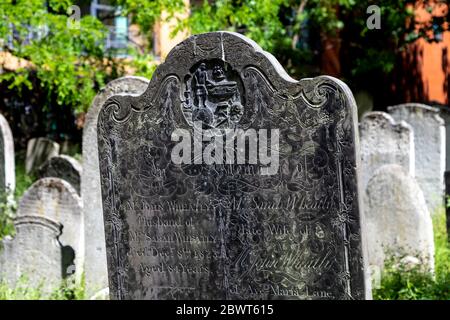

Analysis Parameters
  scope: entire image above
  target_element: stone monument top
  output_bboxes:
[98,32,369,300]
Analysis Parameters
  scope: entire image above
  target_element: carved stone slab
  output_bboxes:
[0,215,63,293]
[38,155,82,194]
[25,137,60,175]
[98,32,369,300]
[364,164,435,272]
[82,76,150,298]
[0,113,15,195]
[16,178,83,281]
[359,112,415,190]
[388,103,445,214]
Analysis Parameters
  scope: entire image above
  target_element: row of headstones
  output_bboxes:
[0,127,84,292]
[360,105,445,275]
[0,77,149,297]
[0,79,447,297]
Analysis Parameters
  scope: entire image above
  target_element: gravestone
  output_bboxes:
[0,215,64,293]
[388,103,445,214]
[26,137,60,175]
[38,155,82,195]
[15,178,84,281]
[98,32,370,300]
[359,112,414,190]
[0,113,15,195]
[82,76,150,298]
[364,164,435,272]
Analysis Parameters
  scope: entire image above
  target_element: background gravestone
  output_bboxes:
[364,164,435,272]
[25,137,60,175]
[0,113,15,195]
[38,155,82,195]
[98,32,370,300]
[16,178,83,281]
[0,215,63,293]
[388,103,445,215]
[82,76,150,298]
[359,112,414,190]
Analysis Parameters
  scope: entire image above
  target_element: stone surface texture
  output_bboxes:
[364,164,435,272]
[38,155,82,194]
[25,138,60,175]
[82,76,149,298]
[0,113,15,194]
[359,112,414,190]
[98,32,369,300]
[15,178,84,281]
[388,103,445,214]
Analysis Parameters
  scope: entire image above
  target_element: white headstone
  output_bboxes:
[388,103,446,214]
[82,76,149,298]
[25,137,60,175]
[359,112,415,190]
[0,215,63,293]
[0,113,15,195]
[15,178,83,281]
[365,164,435,273]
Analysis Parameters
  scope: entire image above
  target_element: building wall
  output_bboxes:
[153,0,190,60]
[413,1,449,105]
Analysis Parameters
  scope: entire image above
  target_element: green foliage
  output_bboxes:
[0,189,15,240]
[114,0,186,36]
[157,0,447,80]
[0,276,85,300]
[0,152,34,240]
[0,0,159,114]
[0,0,110,113]
[13,152,34,202]
[373,210,450,300]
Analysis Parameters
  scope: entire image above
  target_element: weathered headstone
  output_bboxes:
[82,76,150,298]
[359,112,415,190]
[26,137,60,175]
[0,113,15,195]
[364,164,435,272]
[98,32,370,300]
[14,178,84,281]
[388,103,445,214]
[0,215,63,293]
[38,155,82,195]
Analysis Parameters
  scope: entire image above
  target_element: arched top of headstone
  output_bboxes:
[84,76,150,132]
[387,103,444,125]
[99,31,358,128]
[38,155,82,194]
[14,215,62,235]
[17,177,81,220]
[0,113,15,192]
[360,111,412,134]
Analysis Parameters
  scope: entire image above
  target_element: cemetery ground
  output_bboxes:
[0,155,448,300]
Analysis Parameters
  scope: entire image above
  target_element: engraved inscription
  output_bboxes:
[98,32,367,300]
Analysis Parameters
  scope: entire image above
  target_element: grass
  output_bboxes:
[0,276,85,300]
[373,210,450,300]
[0,152,34,240]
